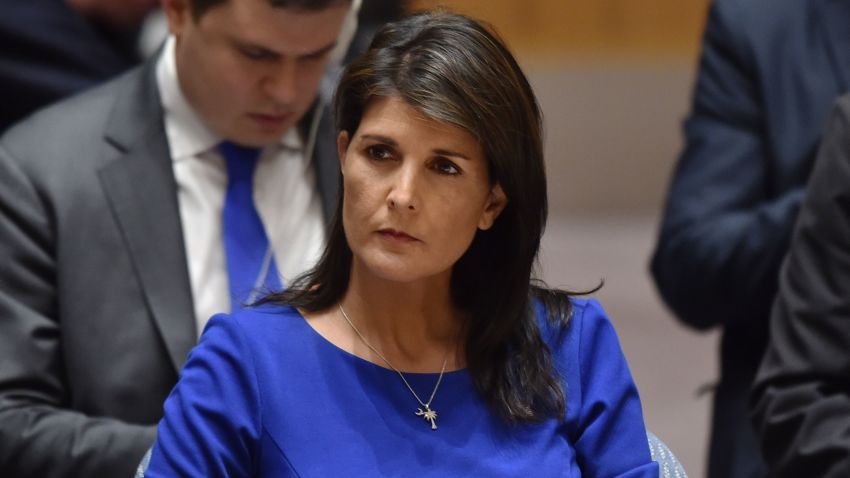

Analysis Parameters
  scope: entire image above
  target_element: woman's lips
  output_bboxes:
[377,228,419,242]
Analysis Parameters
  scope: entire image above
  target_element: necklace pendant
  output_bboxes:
[415,405,438,430]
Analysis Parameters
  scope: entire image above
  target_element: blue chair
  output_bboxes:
[648,431,688,477]
[135,448,151,478]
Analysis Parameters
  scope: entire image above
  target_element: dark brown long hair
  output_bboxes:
[263,10,584,422]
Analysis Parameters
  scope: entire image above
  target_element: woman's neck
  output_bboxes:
[338,262,465,372]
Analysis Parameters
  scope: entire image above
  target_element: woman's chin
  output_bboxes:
[354,254,446,286]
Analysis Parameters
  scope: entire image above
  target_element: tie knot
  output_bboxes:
[220,141,262,183]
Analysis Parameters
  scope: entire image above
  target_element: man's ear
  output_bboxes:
[337,131,350,172]
[161,0,191,36]
[478,184,508,230]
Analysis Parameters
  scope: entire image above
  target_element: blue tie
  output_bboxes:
[220,141,281,311]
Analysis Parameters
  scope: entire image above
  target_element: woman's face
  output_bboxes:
[338,96,506,285]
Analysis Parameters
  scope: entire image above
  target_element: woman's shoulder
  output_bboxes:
[532,292,629,373]
[200,302,305,346]
[187,304,313,384]
[532,292,612,342]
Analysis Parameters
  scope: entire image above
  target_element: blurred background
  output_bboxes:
[409,1,718,476]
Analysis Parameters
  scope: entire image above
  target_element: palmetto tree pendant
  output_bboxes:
[415,405,438,430]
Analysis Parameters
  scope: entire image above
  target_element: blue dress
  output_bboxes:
[146,298,658,477]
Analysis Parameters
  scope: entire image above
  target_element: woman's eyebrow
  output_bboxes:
[432,148,470,160]
[359,134,397,146]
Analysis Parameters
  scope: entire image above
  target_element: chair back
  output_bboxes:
[134,448,151,478]
[648,431,688,477]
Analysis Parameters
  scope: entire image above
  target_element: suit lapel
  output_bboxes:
[819,0,850,90]
[98,63,196,372]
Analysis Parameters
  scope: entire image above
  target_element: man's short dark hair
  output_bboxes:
[190,0,350,19]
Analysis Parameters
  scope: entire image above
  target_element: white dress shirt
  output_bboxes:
[156,37,327,336]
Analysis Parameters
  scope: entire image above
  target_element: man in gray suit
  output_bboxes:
[0,0,356,476]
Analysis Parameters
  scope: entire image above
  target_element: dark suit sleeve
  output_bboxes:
[650,0,804,331]
[0,144,156,478]
[0,1,136,133]
[750,96,850,478]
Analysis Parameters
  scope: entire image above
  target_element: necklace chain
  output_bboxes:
[338,304,447,411]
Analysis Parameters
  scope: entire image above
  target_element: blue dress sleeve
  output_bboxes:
[145,314,261,478]
[567,299,658,477]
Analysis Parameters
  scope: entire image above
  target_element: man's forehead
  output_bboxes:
[202,0,350,50]
[204,0,351,14]
[235,33,339,59]
[261,15,345,46]
[278,0,351,11]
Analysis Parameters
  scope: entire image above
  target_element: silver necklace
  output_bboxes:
[338,304,447,430]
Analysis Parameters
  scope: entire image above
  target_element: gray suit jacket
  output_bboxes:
[0,60,340,478]
[751,93,850,478]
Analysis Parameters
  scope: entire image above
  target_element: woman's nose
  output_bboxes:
[386,166,419,211]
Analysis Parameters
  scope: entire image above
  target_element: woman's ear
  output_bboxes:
[336,131,350,172]
[478,184,508,230]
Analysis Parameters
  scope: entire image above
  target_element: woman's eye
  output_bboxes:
[434,160,460,175]
[366,145,392,160]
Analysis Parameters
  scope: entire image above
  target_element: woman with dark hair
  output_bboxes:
[144,11,658,477]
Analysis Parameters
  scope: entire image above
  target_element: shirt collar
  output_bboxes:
[155,36,302,162]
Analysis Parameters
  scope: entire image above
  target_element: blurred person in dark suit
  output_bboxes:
[751,92,850,477]
[0,0,361,476]
[650,0,850,477]
[0,0,160,133]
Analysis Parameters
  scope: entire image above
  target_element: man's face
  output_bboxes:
[163,0,350,146]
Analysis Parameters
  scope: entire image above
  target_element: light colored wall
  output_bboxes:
[411,0,708,59]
